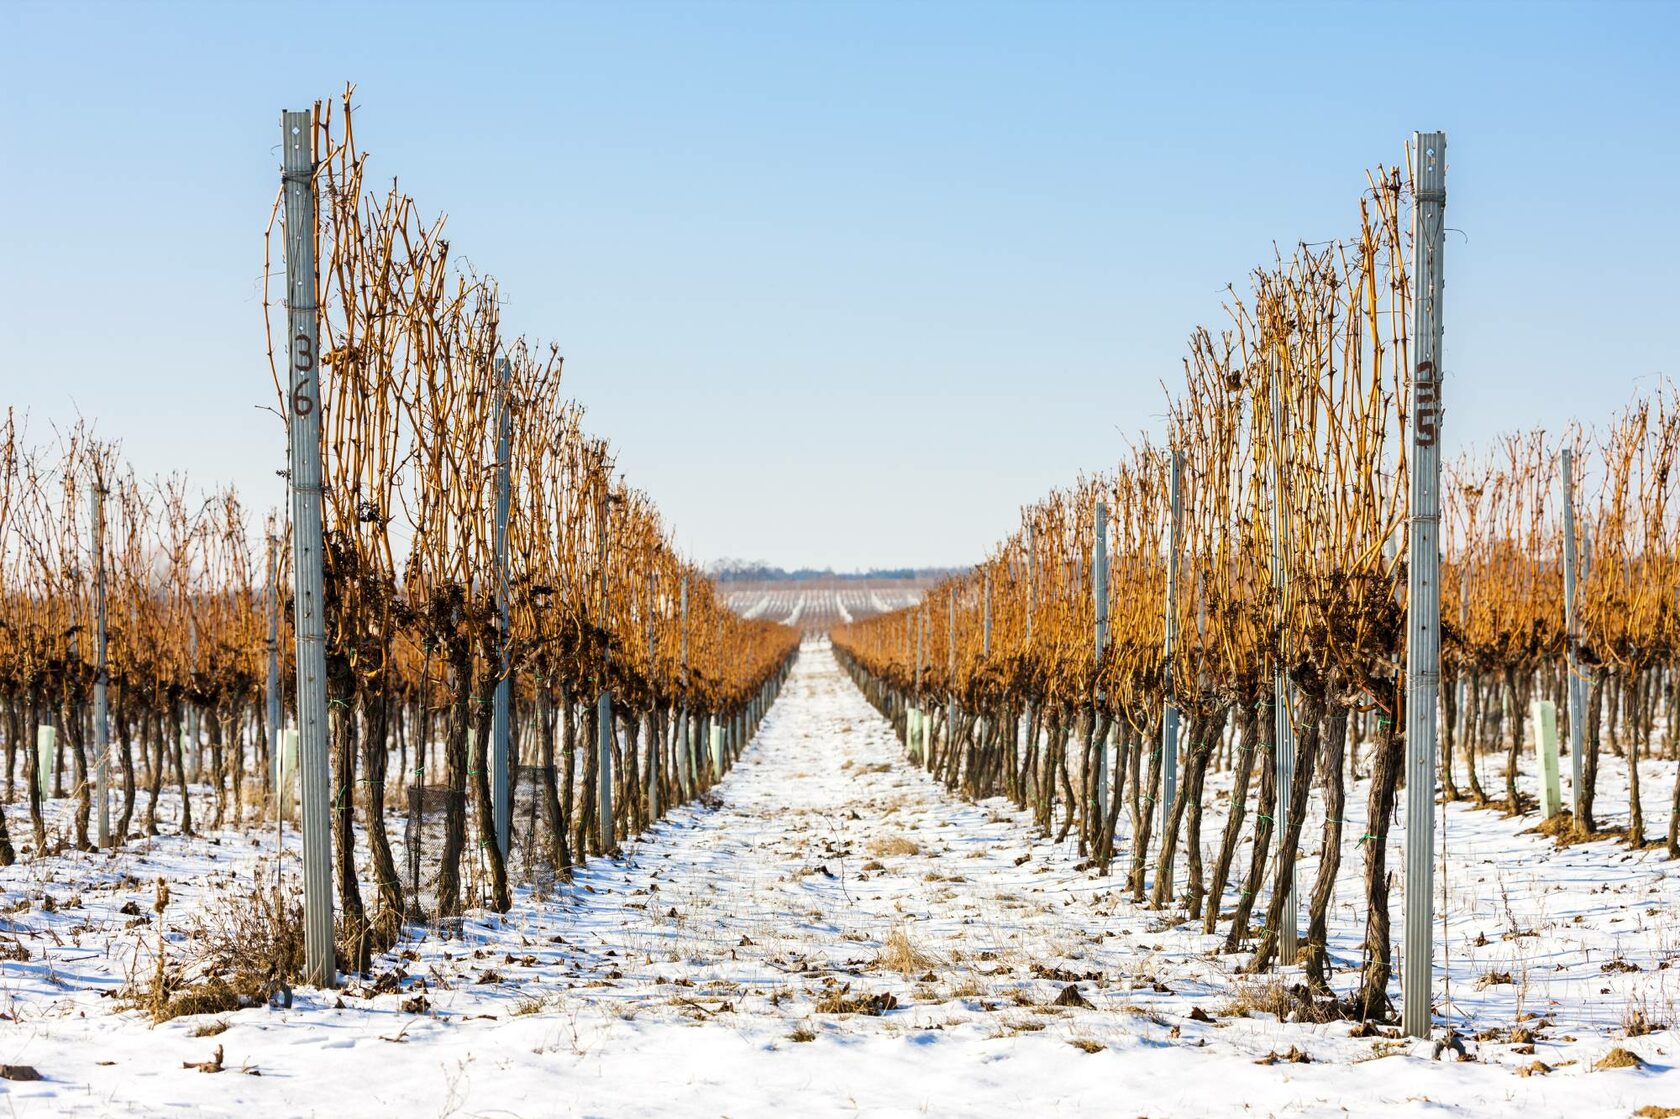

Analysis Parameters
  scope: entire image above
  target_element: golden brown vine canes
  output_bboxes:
[0,411,16,859]
[642,565,663,821]
[587,448,615,855]
[462,321,514,912]
[1262,263,1313,869]
[201,487,261,832]
[395,274,481,919]
[0,512,16,856]
[1150,452,1184,906]
[1281,188,1408,991]
[38,433,89,851]
[554,435,586,855]
[1253,321,1313,972]
[1208,288,1287,948]
[112,472,153,841]
[1649,394,1680,856]
[1090,484,1126,870]
[12,442,63,848]
[1490,433,1558,817]
[676,571,691,802]
[270,92,373,935]
[487,352,515,863]
[1106,458,1162,880]
[260,515,286,820]
[1204,422,1272,935]
[110,475,148,839]
[319,94,456,937]
[1446,457,1501,803]
[511,375,575,877]
[1458,465,1505,793]
[1160,329,1253,923]
[44,430,93,844]
[1037,499,1073,836]
[1180,323,1263,930]
[157,480,199,837]
[1245,242,1319,972]
[1584,396,1676,847]
[88,443,110,846]
[833,157,1438,1001]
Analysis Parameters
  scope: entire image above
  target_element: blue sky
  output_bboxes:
[2,0,1674,570]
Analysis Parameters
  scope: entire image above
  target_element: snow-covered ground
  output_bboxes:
[2,639,1678,1116]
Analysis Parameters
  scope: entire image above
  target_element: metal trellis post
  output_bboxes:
[946,596,956,775]
[1094,499,1109,816]
[647,572,660,818]
[92,483,110,848]
[1268,355,1299,960]
[491,355,512,857]
[1161,452,1182,836]
[1402,129,1447,1040]
[282,107,335,988]
[596,483,613,850]
[1561,448,1586,821]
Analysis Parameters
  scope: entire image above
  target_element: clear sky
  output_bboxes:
[2,1,1675,571]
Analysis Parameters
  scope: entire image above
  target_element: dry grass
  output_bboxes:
[134,876,305,1023]
[1624,1002,1669,1037]
[1219,976,1290,1020]
[1254,1045,1312,1066]
[868,835,921,857]
[1530,812,1623,847]
[876,925,938,976]
[1217,976,1346,1025]
[813,989,898,1016]
[986,1016,1046,1038]
[1596,1047,1645,1070]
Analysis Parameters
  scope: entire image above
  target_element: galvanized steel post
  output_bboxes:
[679,574,691,797]
[596,479,613,849]
[1268,356,1298,959]
[1402,130,1447,1040]
[91,483,110,848]
[946,596,956,774]
[281,108,335,988]
[490,355,512,857]
[647,572,660,818]
[597,692,614,850]
[914,611,925,765]
[1093,499,1109,815]
[1161,453,1182,837]
[1094,501,1109,662]
[1561,448,1586,820]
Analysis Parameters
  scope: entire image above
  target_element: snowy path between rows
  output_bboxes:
[3,639,1678,1116]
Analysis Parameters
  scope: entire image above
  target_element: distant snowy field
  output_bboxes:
[2,640,1678,1117]
[724,582,924,628]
